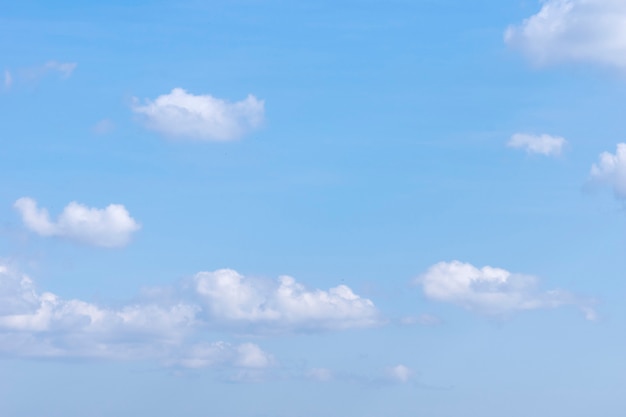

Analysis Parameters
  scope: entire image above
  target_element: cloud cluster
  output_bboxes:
[0,264,378,368]
[0,264,199,361]
[14,197,141,248]
[589,143,626,199]
[507,133,567,156]
[193,269,381,332]
[416,261,594,318]
[132,88,264,141]
[505,0,626,70]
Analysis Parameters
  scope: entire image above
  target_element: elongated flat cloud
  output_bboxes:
[168,342,274,370]
[132,88,264,141]
[14,197,141,248]
[589,143,626,199]
[307,368,334,382]
[193,269,381,331]
[507,133,567,156]
[416,261,594,318]
[505,0,626,70]
[42,61,77,78]
[4,61,77,89]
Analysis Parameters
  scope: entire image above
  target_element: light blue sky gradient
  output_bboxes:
[1,1,626,416]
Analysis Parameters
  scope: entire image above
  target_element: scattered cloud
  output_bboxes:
[92,119,115,135]
[0,263,274,375]
[14,197,141,248]
[415,261,595,318]
[589,143,626,199]
[0,263,198,360]
[386,364,414,383]
[507,133,567,156]
[0,263,380,369]
[505,0,626,70]
[132,88,265,141]
[193,269,381,332]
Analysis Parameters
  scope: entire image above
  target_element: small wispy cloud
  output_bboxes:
[386,364,414,383]
[4,70,12,89]
[42,60,77,78]
[306,368,334,382]
[400,314,442,326]
[4,60,77,88]
[132,88,265,141]
[14,197,141,248]
[92,119,115,135]
[507,133,567,156]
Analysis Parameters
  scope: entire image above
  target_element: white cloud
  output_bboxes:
[416,261,594,318]
[505,0,626,70]
[507,133,567,156]
[0,263,379,369]
[0,264,273,372]
[589,143,626,199]
[0,264,197,359]
[193,269,381,332]
[387,365,414,383]
[132,88,264,141]
[14,197,141,248]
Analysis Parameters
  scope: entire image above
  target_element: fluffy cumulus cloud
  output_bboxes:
[0,264,379,370]
[589,143,626,199]
[193,269,381,332]
[132,88,264,141]
[14,197,141,248]
[416,261,594,318]
[0,264,197,360]
[0,264,272,372]
[507,133,567,156]
[505,0,626,69]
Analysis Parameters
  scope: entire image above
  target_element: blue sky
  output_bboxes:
[1,1,626,416]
